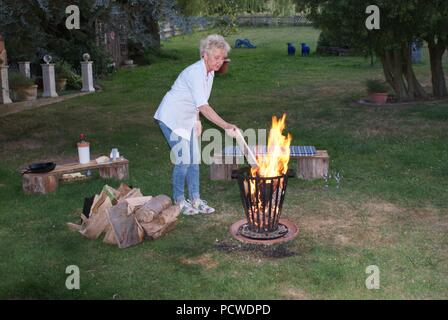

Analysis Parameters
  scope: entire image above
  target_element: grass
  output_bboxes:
[0,26,447,299]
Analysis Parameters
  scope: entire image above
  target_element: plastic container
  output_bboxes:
[77,134,90,164]
[110,148,120,161]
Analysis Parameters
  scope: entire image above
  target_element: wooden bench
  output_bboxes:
[22,158,129,194]
[210,148,329,181]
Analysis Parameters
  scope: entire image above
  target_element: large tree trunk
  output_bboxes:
[146,16,161,49]
[380,49,409,101]
[378,42,428,101]
[402,42,428,100]
[427,39,448,97]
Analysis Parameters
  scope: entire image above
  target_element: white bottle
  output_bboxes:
[77,134,90,164]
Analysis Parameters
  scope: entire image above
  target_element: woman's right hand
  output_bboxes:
[225,124,239,138]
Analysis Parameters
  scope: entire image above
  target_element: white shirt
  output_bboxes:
[154,59,214,141]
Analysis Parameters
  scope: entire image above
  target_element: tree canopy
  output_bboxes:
[296,0,448,100]
[0,0,175,75]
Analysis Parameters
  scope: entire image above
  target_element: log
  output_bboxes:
[22,174,58,194]
[116,183,132,198]
[151,221,177,240]
[141,220,177,240]
[22,158,130,194]
[140,205,179,239]
[135,195,171,216]
[103,224,118,245]
[296,150,329,180]
[80,196,112,239]
[107,202,144,249]
[124,196,153,215]
[135,209,156,224]
[210,149,330,181]
[154,205,181,225]
[119,188,143,201]
[99,163,129,180]
[66,222,82,232]
[210,154,239,181]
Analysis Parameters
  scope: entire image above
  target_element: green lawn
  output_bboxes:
[0,26,447,299]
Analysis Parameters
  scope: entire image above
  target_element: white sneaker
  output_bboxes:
[191,199,215,214]
[177,199,199,216]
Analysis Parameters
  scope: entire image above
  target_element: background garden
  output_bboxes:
[1,25,447,299]
[0,0,447,300]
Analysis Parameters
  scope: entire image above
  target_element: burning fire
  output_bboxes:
[244,114,292,231]
[251,113,292,177]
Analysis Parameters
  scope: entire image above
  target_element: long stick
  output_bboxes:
[235,129,259,168]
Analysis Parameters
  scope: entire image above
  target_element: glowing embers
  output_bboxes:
[236,168,289,239]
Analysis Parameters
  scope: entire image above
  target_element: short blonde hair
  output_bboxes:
[199,34,231,57]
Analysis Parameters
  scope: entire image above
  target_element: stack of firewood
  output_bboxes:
[67,184,180,248]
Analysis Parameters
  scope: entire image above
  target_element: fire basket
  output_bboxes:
[232,167,295,241]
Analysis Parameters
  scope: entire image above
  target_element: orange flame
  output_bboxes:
[245,114,292,230]
[251,113,292,177]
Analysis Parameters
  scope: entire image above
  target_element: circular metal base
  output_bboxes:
[239,223,289,240]
[229,219,299,245]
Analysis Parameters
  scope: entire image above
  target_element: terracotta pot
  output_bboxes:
[368,92,388,104]
[56,78,67,92]
[217,61,229,74]
[11,85,38,102]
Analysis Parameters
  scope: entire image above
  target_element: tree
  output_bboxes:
[0,0,111,75]
[204,0,241,36]
[418,0,448,97]
[116,0,178,51]
[0,0,175,74]
[296,0,442,101]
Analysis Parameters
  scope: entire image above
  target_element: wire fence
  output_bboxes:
[159,15,311,40]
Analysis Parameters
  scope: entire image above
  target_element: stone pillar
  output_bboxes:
[81,61,95,92]
[18,61,31,78]
[41,63,58,98]
[0,65,12,104]
[0,34,7,68]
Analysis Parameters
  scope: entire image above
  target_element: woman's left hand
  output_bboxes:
[195,120,202,137]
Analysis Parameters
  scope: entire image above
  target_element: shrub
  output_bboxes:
[365,79,389,94]
[66,72,82,90]
[55,61,74,79]
[139,47,179,65]
[9,71,35,88]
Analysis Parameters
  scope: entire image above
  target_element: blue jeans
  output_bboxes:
[157,120,200,203]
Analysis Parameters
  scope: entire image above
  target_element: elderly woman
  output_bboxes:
[154,34,238,215]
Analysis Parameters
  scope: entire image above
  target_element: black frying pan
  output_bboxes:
[22,162,56,174]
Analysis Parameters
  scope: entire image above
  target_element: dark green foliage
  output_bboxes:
[55,61,74,80]
[296,0,448,100]
[8,71,35,87]
[365,79,389,93]
[66,72,82,90]
[137,47,179,65]
[0,0,111,77]
[0,27,447,299]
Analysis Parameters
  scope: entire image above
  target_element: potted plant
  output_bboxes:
[66,72,82,90]
[365,79,389,104]
[9,71,38,102]
[55,61,73,92]
[217,58,231,74]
